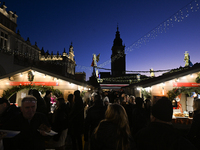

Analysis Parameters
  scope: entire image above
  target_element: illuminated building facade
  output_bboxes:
[0,3,89,101]
[0,2,77,78]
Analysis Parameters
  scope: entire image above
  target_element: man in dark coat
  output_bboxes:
[135,97,197,150]
[69,90,84,150]
[84,94,107,142]
[3,95,50,150]
[131,97,147,136]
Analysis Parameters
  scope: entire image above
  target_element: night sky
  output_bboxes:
[4,0,200,80]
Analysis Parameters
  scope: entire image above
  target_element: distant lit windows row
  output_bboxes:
[0,31,8,49]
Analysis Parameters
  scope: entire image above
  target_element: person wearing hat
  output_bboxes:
[135,97,196,150]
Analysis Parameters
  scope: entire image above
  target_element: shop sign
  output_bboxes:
[173,82,200,87]
[9,82,59,86]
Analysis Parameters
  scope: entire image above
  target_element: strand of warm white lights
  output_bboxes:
[76,0,199,71]
[96,67,171,73]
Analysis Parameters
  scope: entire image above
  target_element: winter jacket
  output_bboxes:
[3,112,50,150]
[187,109,200,149]
[69,96,84,135]
[0,104,20,128]
[131,106,147,135]
[84,100,106,141]
[135,122,197,150]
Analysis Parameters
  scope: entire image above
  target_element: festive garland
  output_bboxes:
[167,87,200,101]
[141,89,152,99]
[2,84,63,99]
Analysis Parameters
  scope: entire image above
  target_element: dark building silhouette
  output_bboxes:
[111,26,126,77]
[98,26,149,91]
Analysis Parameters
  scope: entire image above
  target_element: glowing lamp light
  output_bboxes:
[144,87,151,92]
[20,73,23,77]
[190,74,193,77]
[43,75,46,78]
[193,93,197,98]
[182,76,186,79]
[70,83,74,87]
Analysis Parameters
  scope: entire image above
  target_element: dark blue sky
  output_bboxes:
[4,0,200,80]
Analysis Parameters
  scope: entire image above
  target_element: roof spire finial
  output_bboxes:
[117,23,119,31]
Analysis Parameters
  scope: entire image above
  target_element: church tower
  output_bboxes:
[111,26,126,76]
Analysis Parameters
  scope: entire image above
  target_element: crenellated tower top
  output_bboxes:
[0,2,18,24]
[0,2,18,32]
[39,43,75,62]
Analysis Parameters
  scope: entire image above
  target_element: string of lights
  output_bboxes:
[124,0,199,55]
[98,65,191,83]
[76,0,199,72]
[96,67,171,73]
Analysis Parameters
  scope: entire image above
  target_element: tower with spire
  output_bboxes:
[111,26,126,76]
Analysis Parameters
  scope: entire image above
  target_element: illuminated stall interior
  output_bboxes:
[0,67,89,106]
[128,63,200,113]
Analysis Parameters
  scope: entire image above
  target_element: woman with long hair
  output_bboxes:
[91,103,136,150]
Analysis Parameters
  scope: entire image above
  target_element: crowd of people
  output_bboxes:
[0,89,199,150]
